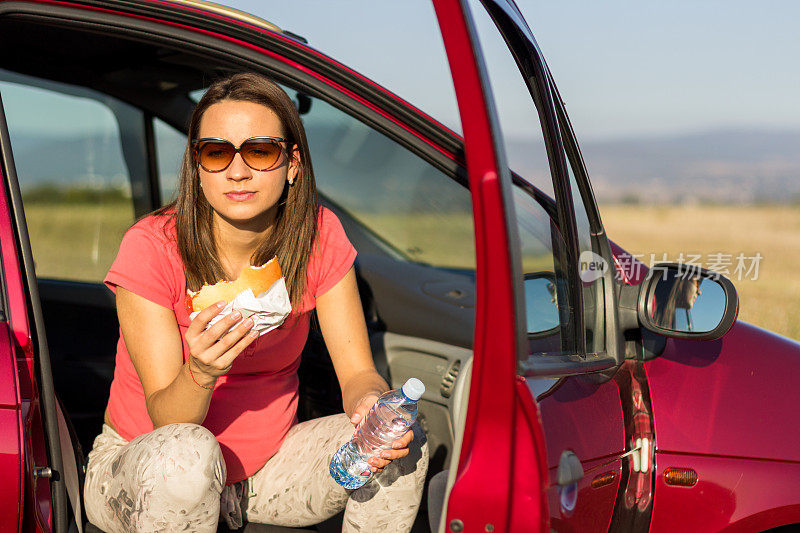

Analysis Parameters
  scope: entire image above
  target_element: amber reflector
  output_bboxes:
[664,468,698,487]
[591,471,616,489]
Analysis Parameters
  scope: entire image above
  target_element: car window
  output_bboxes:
[153,117,186,205]
[468,0,606,359]
[513,182,573,357]
[295,93,475,271]
[466,1,553,200]
[0,72,142,283]
[467,2,574,358]
[249,2,462,137]
[566,148,605,354]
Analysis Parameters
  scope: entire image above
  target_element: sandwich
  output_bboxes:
[185,256,282,314]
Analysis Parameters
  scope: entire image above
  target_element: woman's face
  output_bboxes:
[677,277,703,309]
[196,99,298,230]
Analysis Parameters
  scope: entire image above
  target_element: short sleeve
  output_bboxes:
[104,223,177,309]
[313,208,357,298]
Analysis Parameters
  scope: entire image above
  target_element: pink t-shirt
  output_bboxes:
[103,207,356,484]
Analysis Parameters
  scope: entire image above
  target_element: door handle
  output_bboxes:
[557,450,584,486]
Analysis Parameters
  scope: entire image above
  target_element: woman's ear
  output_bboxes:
[287,145,301,185]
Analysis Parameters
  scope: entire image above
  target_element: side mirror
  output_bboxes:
[622,263,738,340]
[524,272,560,335]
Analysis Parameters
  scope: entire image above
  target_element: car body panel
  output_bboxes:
[645,321,800,462]
[0,408,22,526]
[0,139,30,532]
[539,376,626,473]
[21,396,53,533]
[547,456,622,533]
[0,320,19,406]
[537,374,626,529]
[650,453,800,532]
[0,161,32,355]
[511,377,550,532]
[0,323,23,531]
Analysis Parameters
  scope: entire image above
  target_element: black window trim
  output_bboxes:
[550,76,626,369]
[477,0,584,358]
[143,112,160,209]
[477,0,624,374]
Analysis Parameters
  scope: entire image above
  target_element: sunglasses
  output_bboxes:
[192,136,289,172]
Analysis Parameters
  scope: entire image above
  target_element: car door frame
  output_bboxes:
[431,0,560,531]
[434,0,637,530]
[469,1,655,530]
[0,94,69,532]
[0,112,26,533]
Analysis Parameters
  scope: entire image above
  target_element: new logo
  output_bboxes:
[579,251,608,283]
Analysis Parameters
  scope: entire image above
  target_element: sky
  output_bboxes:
[223,0,800,141]
[3,0,799,143]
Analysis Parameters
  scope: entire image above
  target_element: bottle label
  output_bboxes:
[329,442,373,490]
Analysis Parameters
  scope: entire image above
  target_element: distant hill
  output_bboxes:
[9,132,133,190]
[9,127,800,206]
[507,129,800,204]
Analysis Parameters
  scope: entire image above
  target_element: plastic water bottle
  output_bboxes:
[329,378,425,489]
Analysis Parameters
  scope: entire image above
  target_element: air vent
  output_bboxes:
[440,359,461,398]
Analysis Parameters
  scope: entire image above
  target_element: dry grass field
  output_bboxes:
[599,204,800,341]
[23,200,798,342]
[25,202,134,283]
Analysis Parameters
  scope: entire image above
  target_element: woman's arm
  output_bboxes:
[316,267,413,472]
[116,287,256,427]
[315,267,386,417]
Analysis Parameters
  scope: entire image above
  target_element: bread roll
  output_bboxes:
[185,257,282,313]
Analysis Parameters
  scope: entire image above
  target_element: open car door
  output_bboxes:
[0,92,81,531]
[432,0,550,531]
[0,94,28,533]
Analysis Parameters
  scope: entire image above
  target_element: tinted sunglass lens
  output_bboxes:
[199,142,235,171]
[242,141,282,170]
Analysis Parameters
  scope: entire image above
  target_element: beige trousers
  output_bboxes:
[83,414,428,532]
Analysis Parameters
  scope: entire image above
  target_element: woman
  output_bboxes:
[651,272,703,330]
[83,72,428,532]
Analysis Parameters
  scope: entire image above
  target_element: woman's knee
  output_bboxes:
[84,423,225,531]
[132,423,225,500]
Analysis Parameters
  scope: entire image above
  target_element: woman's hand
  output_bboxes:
[350,394,415,474]
[184,301,258,387]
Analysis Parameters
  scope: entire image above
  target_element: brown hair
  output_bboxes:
[155,72,318,309]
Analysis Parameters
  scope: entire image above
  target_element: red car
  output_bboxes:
[0,1,797,532]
